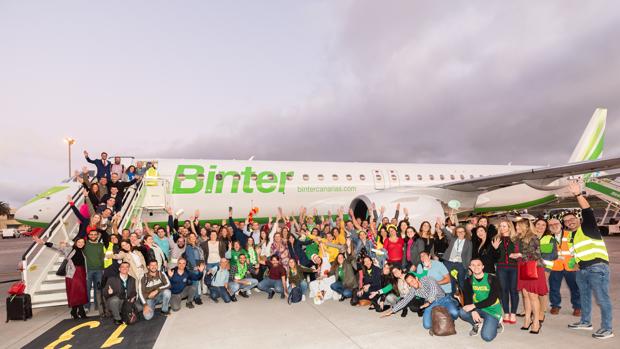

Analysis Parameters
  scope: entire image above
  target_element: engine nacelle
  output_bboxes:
[349,191,445,230]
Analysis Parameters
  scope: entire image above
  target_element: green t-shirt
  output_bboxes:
[472,273,503,320]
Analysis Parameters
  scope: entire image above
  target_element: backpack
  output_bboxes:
[120,300,138,325]
[429,306,456,336]
[288,287,302,304]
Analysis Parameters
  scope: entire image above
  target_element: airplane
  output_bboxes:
[15,108,619,231]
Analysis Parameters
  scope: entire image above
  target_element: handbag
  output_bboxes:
[56,259,68,277]
[519,260,538,280]
[8,281,26,296]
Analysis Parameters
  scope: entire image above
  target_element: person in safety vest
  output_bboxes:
[546,217,581,317]
[145,162,159,186]
[566,181,613,340]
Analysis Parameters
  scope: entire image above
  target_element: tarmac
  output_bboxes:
[2,237,619,349]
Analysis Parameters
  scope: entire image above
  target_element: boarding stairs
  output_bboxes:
[21,179,145,308]
[585,178,620,234]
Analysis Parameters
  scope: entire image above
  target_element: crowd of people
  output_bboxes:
[32,153,613,341]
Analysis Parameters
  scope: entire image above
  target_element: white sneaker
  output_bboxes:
[254,288,261,293]
[302,295,306,302]
[247,290,252,295]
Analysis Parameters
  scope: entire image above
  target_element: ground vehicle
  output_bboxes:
[1,228,20,239]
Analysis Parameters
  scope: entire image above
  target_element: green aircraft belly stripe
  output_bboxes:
[15,219,49,228]
[586,181,620,200]
[25,186,69,204]
[144,215,352,228]
[473,195,557,213]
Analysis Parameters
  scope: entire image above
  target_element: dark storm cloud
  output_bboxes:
[157,1,620,166]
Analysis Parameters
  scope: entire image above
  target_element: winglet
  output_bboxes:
[569,108,606,163]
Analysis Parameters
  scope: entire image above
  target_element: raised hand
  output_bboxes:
[380,206,385,214]
[492,235,501,249]
[403,207,409,216]
[396,203,400,210]
[567,181,582,196]
[83,150,89,157]
[194,209,200,218]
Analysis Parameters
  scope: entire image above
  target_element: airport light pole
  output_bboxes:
[64,137,76,178]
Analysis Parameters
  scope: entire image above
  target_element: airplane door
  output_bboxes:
[372,169,386,190]
[388,169,400,187]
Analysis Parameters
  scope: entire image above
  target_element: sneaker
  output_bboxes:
[239,291,249,298]
[469,324,480,337]
[231,295,238,302]
[194,298,203,305]
[592,329,614,339]
[160,309,170,316]
[186,302,195,309]
[302,295,306,302]
[280,292,285,299]
[114,319,123,325]
[268,290,275,299]
[572,309,581,317]
[497,322,505,334]
[550,307,560,315]
[247,289,252,295]
[568,322,593,330]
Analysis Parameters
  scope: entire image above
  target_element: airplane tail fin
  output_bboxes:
[568,108,606,163]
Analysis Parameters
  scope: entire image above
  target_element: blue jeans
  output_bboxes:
[443,261,467,292]
[257,278,284,294]
[576,263,612,330]
[209,286,232,303]
[496,267,519,313]
[144,289,172,320]
[422,296,459,329]
[459,308,500,342]
[229,278,259,294]
[549,269,580,310]
[330,281,353,298]
[288,280,309,295]
[86,270,103,308]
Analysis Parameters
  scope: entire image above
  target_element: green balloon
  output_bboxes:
[448,200,461,209]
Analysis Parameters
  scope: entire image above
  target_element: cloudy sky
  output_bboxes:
[1,0,620,206]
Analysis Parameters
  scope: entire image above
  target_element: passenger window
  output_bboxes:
[460,174,465,180]
[251,173,258,181]
[429,174,435,180]
[417,174,423,181]
[303,174,309,181]
[346,174,352,181]
[233,174,241,180]
[332,174,339,181]
[216,174,223,181]
[450,174,455,180]
[360,174,366,181]
[286,173,294,181]
[318,174,324,181]
[404,174,411,181]
[439,174,445,180]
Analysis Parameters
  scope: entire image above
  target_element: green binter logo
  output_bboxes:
[172,165,294,194]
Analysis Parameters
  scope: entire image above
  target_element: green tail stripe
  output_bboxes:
[581,121,605,161]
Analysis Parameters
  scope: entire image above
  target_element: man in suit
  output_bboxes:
[84,150,111,179]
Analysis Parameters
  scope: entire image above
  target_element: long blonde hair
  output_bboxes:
[497,219,517,241]
[515,220,536,243]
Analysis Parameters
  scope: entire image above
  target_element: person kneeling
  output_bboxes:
[104,262,143,325]
[381,273,458,331]
[141,260,172,320]
[229,254,259,299]
[168,257,204,311]
[459,259,503,342]
[207,258,234,303]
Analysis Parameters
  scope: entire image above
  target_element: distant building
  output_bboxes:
[0,208,24,230]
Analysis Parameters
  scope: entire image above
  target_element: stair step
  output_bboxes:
[39,281,67,292]
[45,274,66,282]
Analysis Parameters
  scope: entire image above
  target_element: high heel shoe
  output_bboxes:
[521,321,532,331]
[70,307,78,320]
[530,322,541,334]
[539,315,545,324]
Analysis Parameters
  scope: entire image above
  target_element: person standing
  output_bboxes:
[566,181,613,339]
[512,219,547,334]
[84,150,111,179]
[546,217,581,317]
[33,237,88,319]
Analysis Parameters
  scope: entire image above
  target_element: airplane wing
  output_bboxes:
[437,157,620,192]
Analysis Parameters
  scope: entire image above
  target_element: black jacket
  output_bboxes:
[104,275,138,301]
